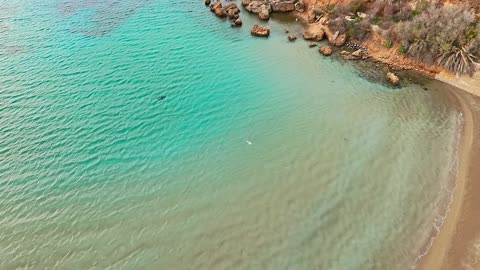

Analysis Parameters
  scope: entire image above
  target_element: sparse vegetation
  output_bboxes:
[382,40,393,48]
[321,0,479,75]
[395,4,480,75]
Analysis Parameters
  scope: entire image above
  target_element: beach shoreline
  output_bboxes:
[214,1,480,267]
[416,86,480,270]
[290,7,480,269]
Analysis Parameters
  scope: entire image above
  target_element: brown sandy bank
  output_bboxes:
[416,86,480,270]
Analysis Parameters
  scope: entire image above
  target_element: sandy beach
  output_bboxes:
[417,85,480,270]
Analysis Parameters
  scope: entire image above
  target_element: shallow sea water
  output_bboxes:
[0,0,462,269]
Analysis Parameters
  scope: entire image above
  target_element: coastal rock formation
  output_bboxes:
[244,0,271,20]
[387,72,400,86]
[258,5,271,20]
[224,2,240,14]
[210,2,226,17]
[303,30,324,41]
[224,3,240,19]
[210,2,222,11]
[243,0,298,20]
[270,0,295,12]
[251,24,270,37]
[309,42,317,48]
[210,2,242,26]
[205,0,211,6]
[288,34,297,41]
[319,45,332,56]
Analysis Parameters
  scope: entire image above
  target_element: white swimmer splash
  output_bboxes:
[246,140,253,145]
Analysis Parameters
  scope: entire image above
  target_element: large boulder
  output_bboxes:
[387,72,400,86]
[270,0,295,12]
[303,30,324,41]
[234,18,242,26]
[245,0,271,20]
[251,24,270,37]
[319,45,333,56]
[205,0,211,6]
[288,34,297,41]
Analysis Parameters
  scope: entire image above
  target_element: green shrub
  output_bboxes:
[371,17,382,25]
[382,40,393,48]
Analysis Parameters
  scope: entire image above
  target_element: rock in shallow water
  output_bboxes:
[251,24,270,37]
[319,45,333,56]
[288,34,297,41]
[303,30,324,41]
[387,72,400,86]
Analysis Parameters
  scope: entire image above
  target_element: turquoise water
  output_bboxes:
[0,1,462,269]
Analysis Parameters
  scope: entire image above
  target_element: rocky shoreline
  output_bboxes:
[205,0,462,87]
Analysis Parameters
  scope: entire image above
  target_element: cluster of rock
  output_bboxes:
[241,0,304,20]
[208,1,242,27]
[301,25,346,48]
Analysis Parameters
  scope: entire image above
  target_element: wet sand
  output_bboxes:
[417,86,480,270]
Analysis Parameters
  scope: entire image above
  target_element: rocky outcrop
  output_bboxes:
[210,2,242,26]
[224,3,241,19]
[244,0,271,20]
[251,24,270,37]
[319,45,333,56]
[309,42,317,48]
[243,0,298,20]
[387,72,400,86]
[303,30,324,41]
[210,2,226,17]
[205,0,211,6]
[288,34,297,41]
[270,0,295,12]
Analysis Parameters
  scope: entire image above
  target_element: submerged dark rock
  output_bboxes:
[157,95,167,101]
